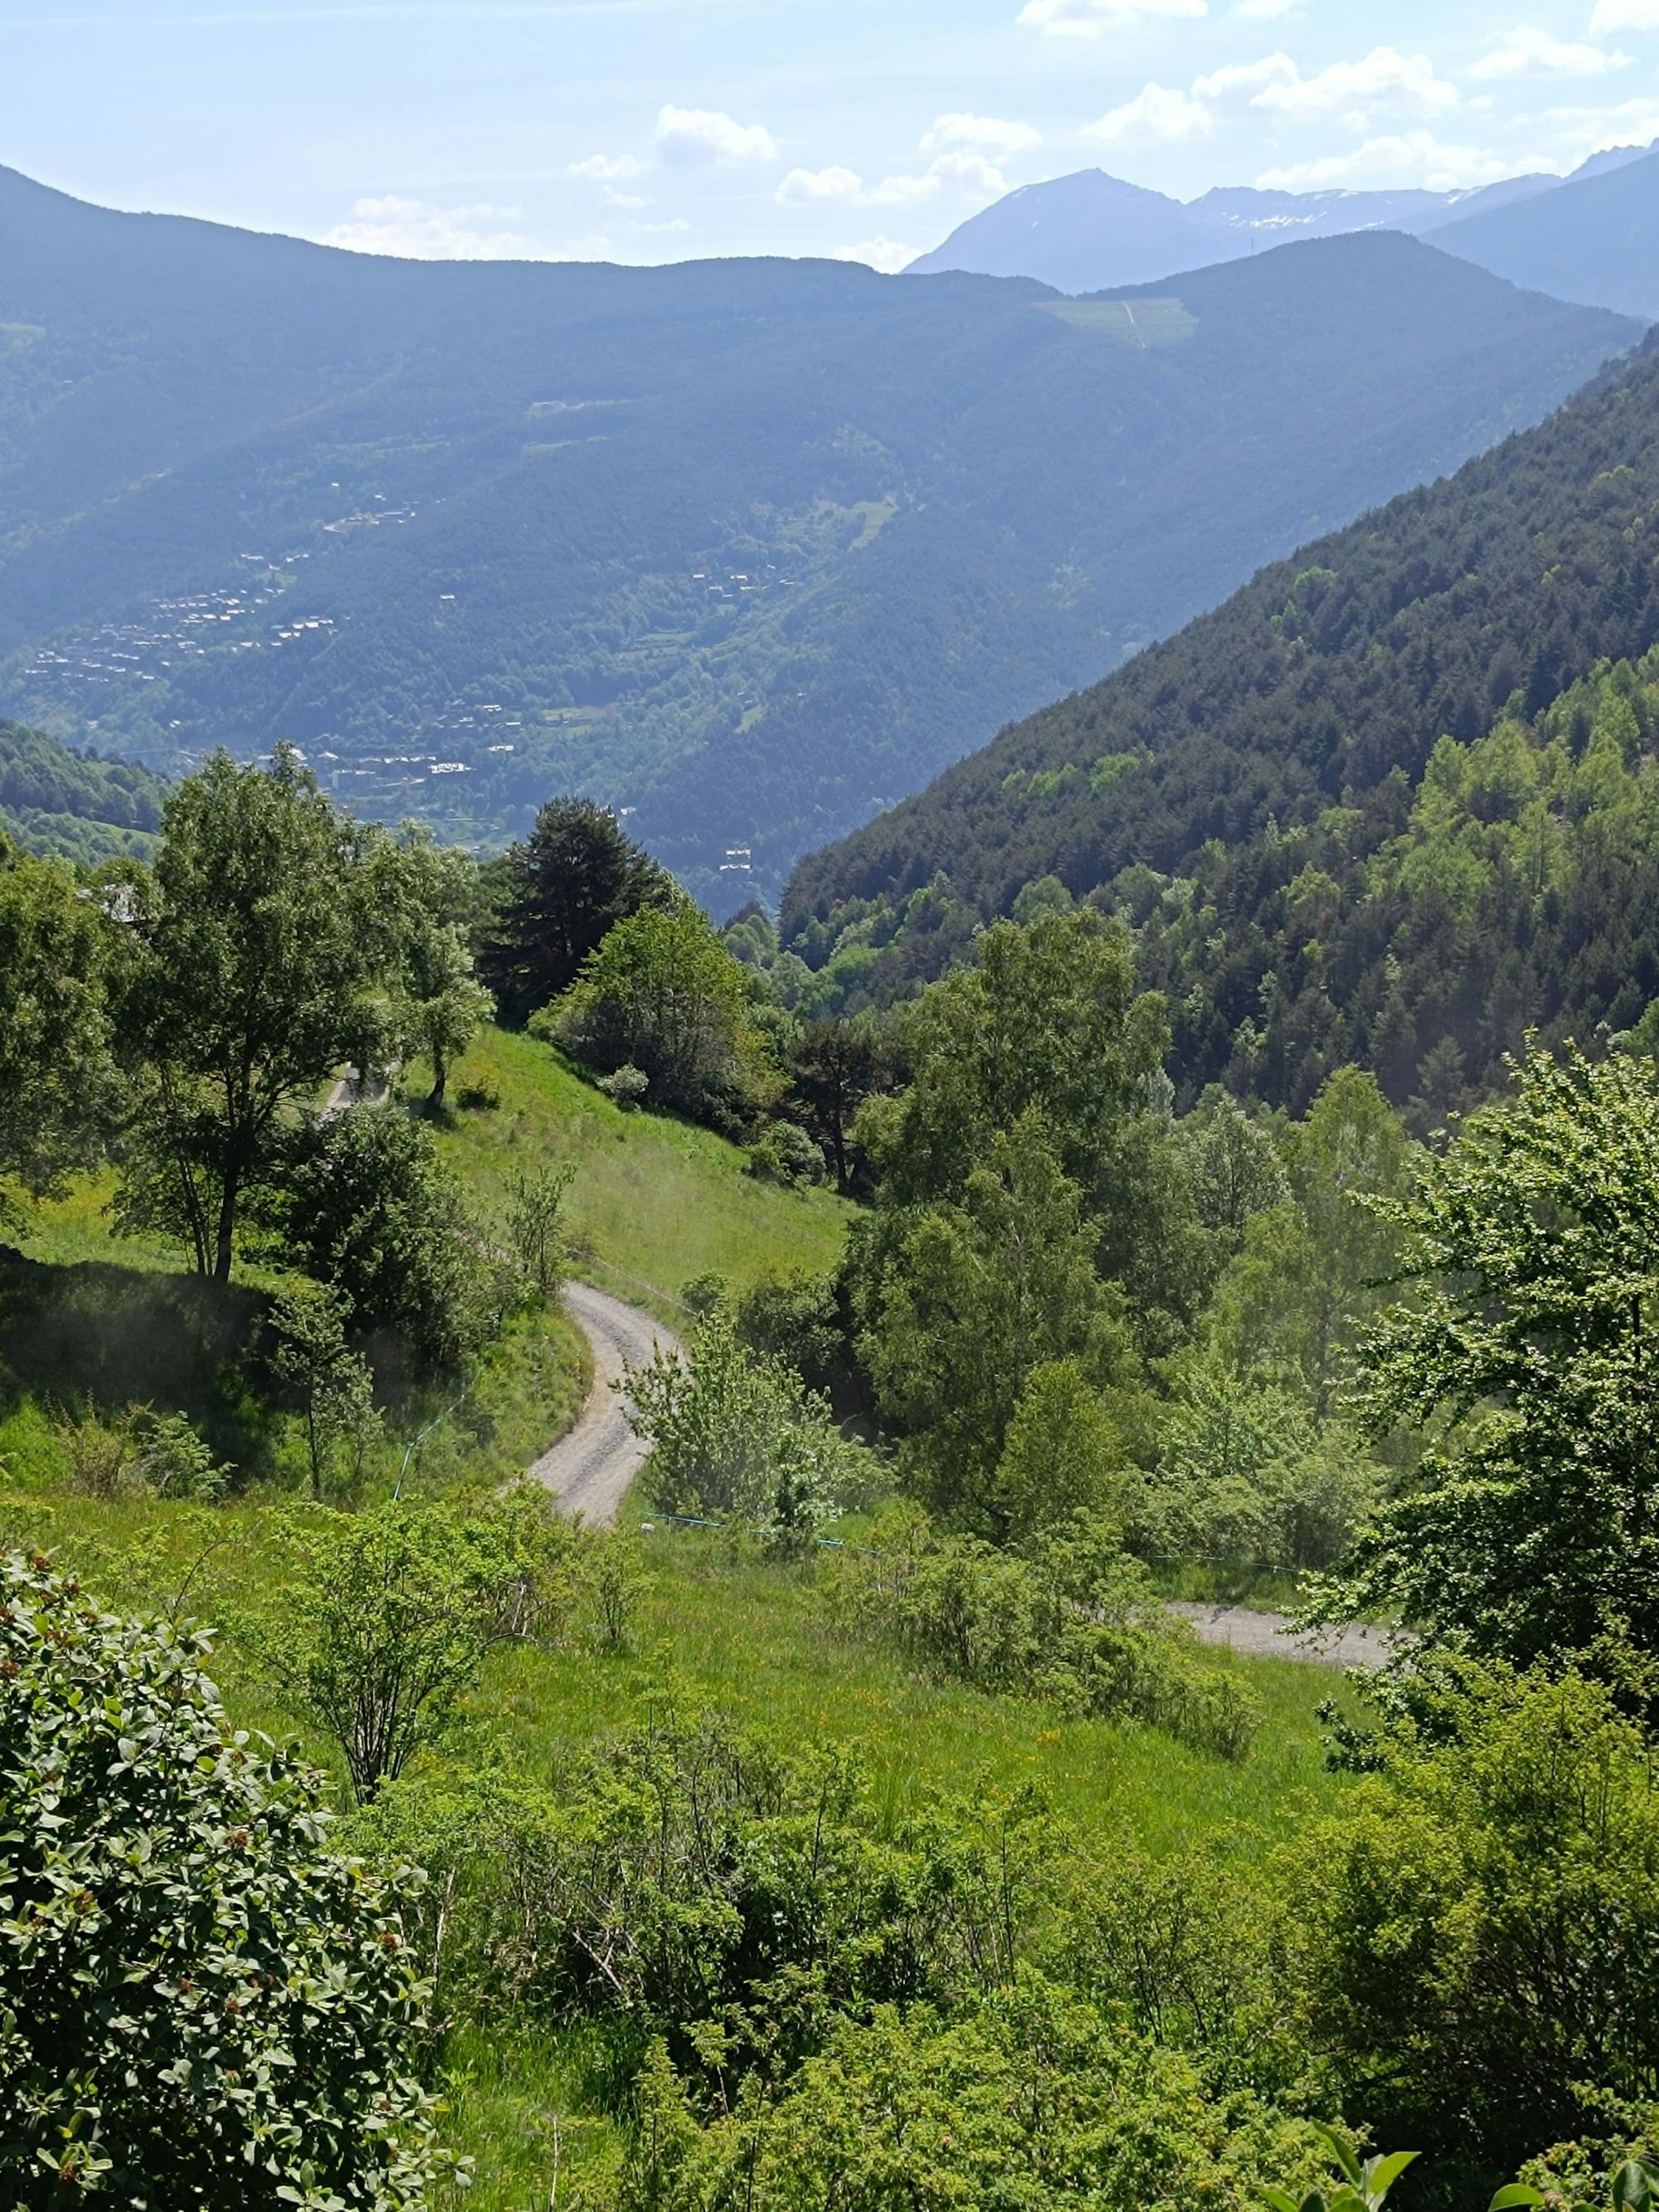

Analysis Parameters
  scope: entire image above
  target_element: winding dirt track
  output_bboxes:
[528,1281,684,1526]
[533,1287,1401,1665]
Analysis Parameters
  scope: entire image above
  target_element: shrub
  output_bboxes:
[598,1062,649,1109]
[1276,1657,1659,2176]
[831,1513,1260,1760]
[622,1968,1328,2212]
[357,1710,1053,2098]
[0,1550,458,2205]
[258,1495,580,1804]
[831,1513,1256,1752]
[625,1308,870,1540]
[274,1106,499,1378]
[747,1121,825,1186]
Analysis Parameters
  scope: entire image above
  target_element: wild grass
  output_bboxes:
[2,1490,1347,2211]
[413,1025,853,1317]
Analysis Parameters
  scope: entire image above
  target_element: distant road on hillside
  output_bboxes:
[530,1280,684,1526]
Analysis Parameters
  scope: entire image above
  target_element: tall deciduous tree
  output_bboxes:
[1317,1044,1659,1670]
[479,797,671,1023]
[557,902,773,1124]
[384,830,491,1110]
[0,839,114,1207]
[114,750,393,1281]
[785,1015,899,1195]
[1210,1067,1415,1412]
[859,1111,1140,1530]
[876,907,1167,1211]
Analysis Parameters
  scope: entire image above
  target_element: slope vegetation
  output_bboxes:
[782,332,1659,1104]
[0,717,166,861]
[0,165,1636,905]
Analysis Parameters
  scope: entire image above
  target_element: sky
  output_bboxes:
[5,0,1659,273]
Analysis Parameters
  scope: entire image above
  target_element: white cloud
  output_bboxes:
[654,105,777,168]
[920,111,1042,156]
[1234,0,1299,16]
[1592,0,1659,30]
[830,236,922,275]
[1251,46,1458,121]
[869,151,1008,202]
[322,196,538,260]
[558,233,616,261]
[1018,0,1204,36]
[1468,24,1630,77]
[778,152,1007,210]
[567,153,644,182]
[776,164,866,204]
[635,216,694,235]
[1258,130,1514,192]
[1192,51,1299,102]
[1085,81,1215,142]
[1531,93,1659,151]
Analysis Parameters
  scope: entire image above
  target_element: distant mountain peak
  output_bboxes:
[907,154,1649,302]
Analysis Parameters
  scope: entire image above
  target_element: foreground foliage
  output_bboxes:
[0,1551,455,2205]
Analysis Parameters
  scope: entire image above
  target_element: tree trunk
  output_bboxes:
[428,1047,447,1111]
[213,1164,239,1283]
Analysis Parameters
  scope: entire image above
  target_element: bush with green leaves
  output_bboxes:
[0,1550,458,2205]
[556,902,775,1128]
[358,1709,1052,2103]
[831,1510,1260,1760]
[274,1106,502,1378]
[747,1120,825,1187]
[270,1282,382,1502]
[259,1493,581,1804]
[1274,1655,1659,2176]
[1316,1044,1659,1674]
[1140,1354,1383,1573]
[625,1306,870,1539]
[622,1967,1329,2212]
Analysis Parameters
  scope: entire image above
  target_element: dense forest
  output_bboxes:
[0,161,1639,905]
[783,331,1659,1103]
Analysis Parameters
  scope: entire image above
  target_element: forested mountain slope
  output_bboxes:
[0,718,165,862]
[0,165,1637,907]
[1429,143,1659,320]
[781,332,1659,1096]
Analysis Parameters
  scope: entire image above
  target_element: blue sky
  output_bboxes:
[6,0,1659,270]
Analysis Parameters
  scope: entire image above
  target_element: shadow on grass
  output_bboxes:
[0,1248,283,1476]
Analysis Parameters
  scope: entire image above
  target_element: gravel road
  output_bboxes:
[1169,1602,1408,1670]
[527,1286,1400,1663]
[528,1281,684,1525]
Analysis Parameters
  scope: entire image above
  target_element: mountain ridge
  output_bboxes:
[780,329,1659,1043]
[0,168,1639,906]
[910,144,1659,308]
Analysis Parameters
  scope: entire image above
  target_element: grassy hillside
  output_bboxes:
[0,714,166,862]
[1,1023,848,1498]
[0,160,1636,905]
[782,329,1659,1096]
[422,1026,854,1316]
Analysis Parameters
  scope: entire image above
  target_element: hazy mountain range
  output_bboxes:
[912,142,1659,318]
[0,163,1642,905]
